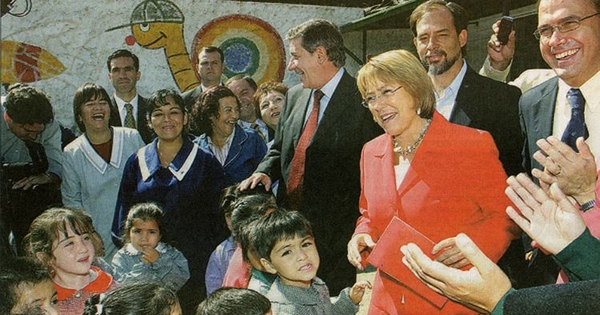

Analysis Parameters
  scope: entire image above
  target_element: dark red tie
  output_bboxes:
[287,89,324,210]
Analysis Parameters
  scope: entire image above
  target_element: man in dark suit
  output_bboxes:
[410,0,528,290]
[106,49,153,143]
[182,46,225,114]
[410,0,523,177]
[518,0,600,286]
[240,19,382,294]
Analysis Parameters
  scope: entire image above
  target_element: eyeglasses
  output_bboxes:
[361,86,402,108]
[533,12,600,40]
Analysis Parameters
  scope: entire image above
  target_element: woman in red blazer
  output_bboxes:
[347,49,519,315]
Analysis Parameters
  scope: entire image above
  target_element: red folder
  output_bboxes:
[368,217,448,308]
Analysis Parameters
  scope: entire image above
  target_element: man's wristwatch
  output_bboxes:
[580,199,596,212]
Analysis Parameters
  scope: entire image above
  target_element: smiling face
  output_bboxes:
[228,79,257,122]
[79,95,110,133]
[259,91,285,130]
[209,96,239,139]
[50,225,95,279]
[11,280,59,315]
[198,50,224,87]
[108,56,140,96]
[261,234,319,288]
[149,98,188,142]
[129,219,161,252]
[287,38,327,89]
[413,7,466,76]
[538,0,600,87]
[364,80,421,138]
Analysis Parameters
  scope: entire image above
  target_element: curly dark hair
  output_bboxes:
[190,86,240,136]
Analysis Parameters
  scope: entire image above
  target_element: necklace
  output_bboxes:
[392,119,432,155]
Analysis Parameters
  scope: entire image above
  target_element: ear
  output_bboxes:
[314,46,328,63]
[260,258,278,275]
[458,29,468,48]
[183,112,189,126]
[413,37,418,49]
[3,111,11,123]
[136,70,141,81]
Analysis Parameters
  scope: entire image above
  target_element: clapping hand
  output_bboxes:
[505,174,587,254]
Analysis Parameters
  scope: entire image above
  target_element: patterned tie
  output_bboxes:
[287,89,324,210]
[251,122,266,142]
[561,88,588,151]
[124,103,136,129]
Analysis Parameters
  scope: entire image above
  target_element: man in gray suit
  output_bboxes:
[240,19,381,294]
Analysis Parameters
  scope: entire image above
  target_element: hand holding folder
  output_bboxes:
[367,217,448,308]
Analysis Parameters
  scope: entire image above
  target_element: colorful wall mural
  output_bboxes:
[1,0,364,127]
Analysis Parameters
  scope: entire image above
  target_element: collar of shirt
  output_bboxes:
[201,82,224,91]
[435,59,467,120]
[554,70,600,158]
[139,137,198,181]
[114,94,139,123]
[207,126,236,166]
[238,119,268,141]
[304,67,345,126]
[54,266,113,300]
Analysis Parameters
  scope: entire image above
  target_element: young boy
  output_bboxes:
[251,209,370,315]
[225,193,279,289]
[0,257,59,315]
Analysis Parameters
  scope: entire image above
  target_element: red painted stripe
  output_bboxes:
[15,43,42,82]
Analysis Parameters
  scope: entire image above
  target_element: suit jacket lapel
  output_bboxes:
[311,71,354,144]
[289,89,312,148]
[450,66,477,126]
[530,77,558,143]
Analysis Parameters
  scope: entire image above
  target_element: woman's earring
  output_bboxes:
[416,108,421,116]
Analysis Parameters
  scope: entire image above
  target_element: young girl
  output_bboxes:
[83,282,181,315]
[24,207,118,315]
[111,203,189,292]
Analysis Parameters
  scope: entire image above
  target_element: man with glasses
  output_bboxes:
[518,0,600,287]
[1,85,62,256]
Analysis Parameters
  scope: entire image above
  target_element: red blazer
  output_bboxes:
[355,112,518,315]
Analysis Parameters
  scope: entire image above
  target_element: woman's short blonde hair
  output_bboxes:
[24,207,105,267]
[357,49,435,119]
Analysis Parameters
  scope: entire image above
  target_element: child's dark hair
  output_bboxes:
[232,195,278,263]
[250,209,313,261]
[121,203,165,244]
[220,184,273,218]
[0,257,52,315]
[196,287,271,315]
[229,193,276,242]
[84,282,178,315]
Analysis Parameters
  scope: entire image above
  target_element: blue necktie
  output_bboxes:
[561,88,588,151]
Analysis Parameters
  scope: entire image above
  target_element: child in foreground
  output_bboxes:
[83,282,181,315]
[0,257,59,315]
[24,207,117,315]
[196,287,272,315]
[250,209,371,314]
[111,203,190,292]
